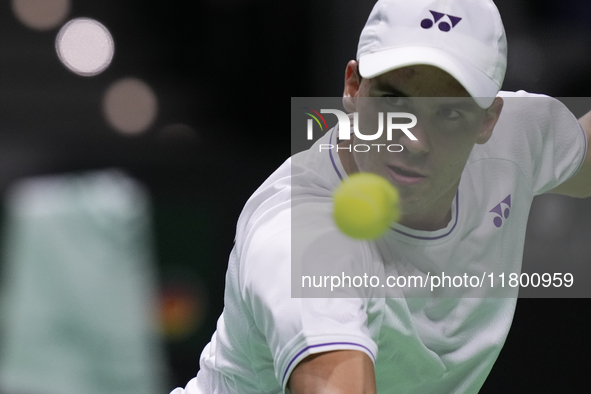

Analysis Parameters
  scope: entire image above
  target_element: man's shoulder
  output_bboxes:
[475,90,572,151]
[497,90,570,118]
[467,89,582,195]
[497,90,546,98]
[237,131,340,237]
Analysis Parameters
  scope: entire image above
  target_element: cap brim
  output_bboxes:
[358,46,499,108]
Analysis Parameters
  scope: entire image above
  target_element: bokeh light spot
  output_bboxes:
[103,78,158,135]
[158,283,208,341]
[12,0,70,31]
[56,18,114,76]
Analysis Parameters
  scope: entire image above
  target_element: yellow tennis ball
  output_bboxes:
[333,172,400,240]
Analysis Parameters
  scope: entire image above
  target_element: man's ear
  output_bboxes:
[343,60,361,113]
[476,97,504,144]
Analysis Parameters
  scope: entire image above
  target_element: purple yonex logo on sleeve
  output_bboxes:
[421,10,462,32]
[489,194,511,228]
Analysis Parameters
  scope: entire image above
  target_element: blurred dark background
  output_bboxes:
[0,0,589,392]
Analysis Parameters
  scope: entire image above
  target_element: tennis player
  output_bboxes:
[171,0,591,392]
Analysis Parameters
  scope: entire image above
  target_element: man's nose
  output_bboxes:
[399,121,430,154]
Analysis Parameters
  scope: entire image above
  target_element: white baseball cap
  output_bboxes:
[357,0,507,108]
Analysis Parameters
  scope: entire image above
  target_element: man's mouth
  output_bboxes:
[387,165,427,185]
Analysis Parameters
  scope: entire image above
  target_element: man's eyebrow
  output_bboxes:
[436,99,480,111]
[370,81,480,109]
[371,81,409,97]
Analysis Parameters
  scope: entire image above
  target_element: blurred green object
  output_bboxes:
[0,169,165,394]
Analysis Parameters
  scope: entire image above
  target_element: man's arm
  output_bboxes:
[548,110,591,198]
[287,350,377,394]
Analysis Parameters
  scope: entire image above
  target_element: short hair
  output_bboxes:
[356,65,363,83]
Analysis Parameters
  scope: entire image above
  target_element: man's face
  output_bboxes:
[343,64,502,229]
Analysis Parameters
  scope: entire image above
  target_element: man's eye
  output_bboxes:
[438,108,461,120]
[383,96,406,107]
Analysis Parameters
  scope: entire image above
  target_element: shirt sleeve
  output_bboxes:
[496,91,587,195]
[240,200,380,392]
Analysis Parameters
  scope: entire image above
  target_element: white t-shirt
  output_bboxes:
[171,91,587,394]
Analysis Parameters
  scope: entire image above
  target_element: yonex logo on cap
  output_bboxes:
[421,10,462,32]
[489,195,511,228]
